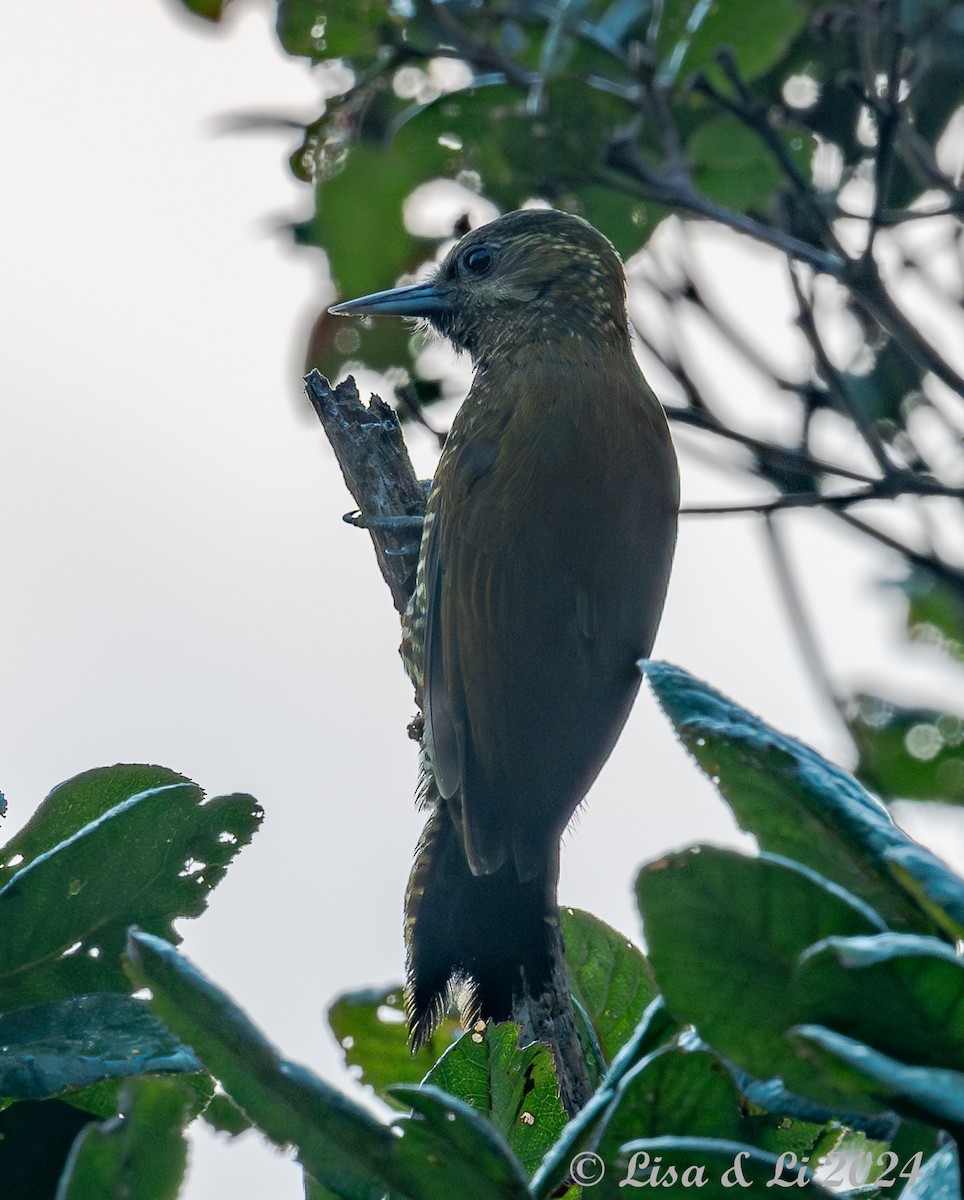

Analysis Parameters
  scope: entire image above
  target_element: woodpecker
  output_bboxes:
[331,208,679,1047]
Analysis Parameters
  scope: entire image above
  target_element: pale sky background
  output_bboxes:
[3,3,964,1197]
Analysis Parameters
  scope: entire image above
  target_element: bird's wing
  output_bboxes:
[420,503,463,805]
[421,423,520,876]
[423,371,678,882]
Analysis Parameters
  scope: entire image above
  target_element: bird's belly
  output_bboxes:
[448,406,676,860]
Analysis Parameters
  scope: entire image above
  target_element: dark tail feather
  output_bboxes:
[405,802,559,1046]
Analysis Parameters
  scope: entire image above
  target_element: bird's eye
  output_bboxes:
[460,245,493,276]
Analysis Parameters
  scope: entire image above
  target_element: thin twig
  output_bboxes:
[763,515,847,721]
[837,510,964,593]
[668,265,802,393]
[692,53,843,255]
[846,254,964,401]
[597,139,847,277]
[788,266,897,476]
[395,382,447,448]
[864,30,905,259]
[682,477,964,516]
[425,0,535,88]
[665,406,879,485]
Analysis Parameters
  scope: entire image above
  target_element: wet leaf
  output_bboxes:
[561,907,655,1063]
[327,984,459,1105]
[656,0,807,85]
[127,932,532,1200]
[637,845,884,1097]
[55,1077,194,1200]
[424,1023,566,1177]
[643,660,957,935]
[0,993,199,1101]
[0,769,261,1011]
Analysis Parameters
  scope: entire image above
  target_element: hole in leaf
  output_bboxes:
[376,1005,406,1026]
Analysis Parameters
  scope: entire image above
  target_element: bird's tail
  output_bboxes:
[404,801,560,1046]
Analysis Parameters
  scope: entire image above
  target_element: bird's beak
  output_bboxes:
[328,280,451,318]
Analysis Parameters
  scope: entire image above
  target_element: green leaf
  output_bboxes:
[609,1136,835,1197]
[0,765,192,882]
[888,1118,943,1180]
[55,1077,193,1200]
[898,566,964,662]
[740,1108,828,1163]
[690,115,791,212]
[327,984,459,1105]
[636,846,883,1094]
[643,659,959,935]
[594,1043,744,1193]
[790,1025,964,1129]
[530,997,679,1200]
[841,342,922,425]
[656,0,807,85]
[561,907,655,1063]
[276,0,392,60]
[126,931,531,1200]
[126,931,398,1200]
[0,781,261,1011]
[64,1070,215,1122]
[885,847,964,942]
[301,149,431,302]
[495,78,627,199]
[201,1091,251,1137]
[555,183,659,260]
[305,1169,347,1200]
[423,1023,567,1177]
[388,1085,533,1200]
[850,693,964,805]
[0,993,199,1101]
[796,933,964,1072]
[731,1065,899,1143]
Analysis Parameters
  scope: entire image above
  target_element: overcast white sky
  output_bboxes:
[3,3,964,1196]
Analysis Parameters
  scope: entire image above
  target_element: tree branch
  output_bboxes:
[691,52,844,256]
[837,509,964,595]
[681,477,964,516]
[763,515,847,723]
[599,137,847,278]
[863,30,904,259]
[788,267,898,477]
[305,371,427,615]
[664,406,879,486]
[845,254,964,402]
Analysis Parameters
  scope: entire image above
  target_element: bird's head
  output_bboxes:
[329,209,630,362]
